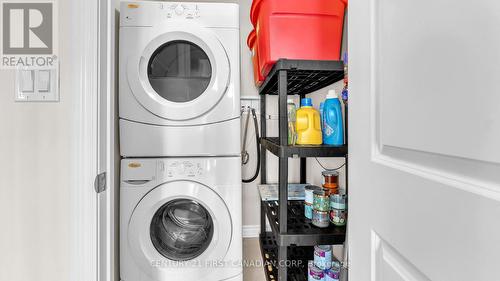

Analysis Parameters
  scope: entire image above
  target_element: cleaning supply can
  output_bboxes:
[322,90,344,146]
[322,170,339,192]
[314,245,333,270]
[296,98,322,145]
[305,185,322,204]
[330,194,347,210]
[313,190,330,212]
[342,53,349,106]
[330,209,347,226]
[312,210,330,228]
[325,265,341,281]
[305,185,321,220]
[304,202,314,219]
[308,261,325,281]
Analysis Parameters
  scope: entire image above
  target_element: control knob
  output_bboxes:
[175,5,184,15]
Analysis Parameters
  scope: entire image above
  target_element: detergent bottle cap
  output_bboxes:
[301,98,313,107]
[327,90,339,99]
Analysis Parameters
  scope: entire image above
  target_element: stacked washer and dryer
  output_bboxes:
[119,2,242,281]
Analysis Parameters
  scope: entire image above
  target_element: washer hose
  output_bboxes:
[242,108,260,183]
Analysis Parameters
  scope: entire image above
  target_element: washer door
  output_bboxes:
[150,198,214,261]
[127,24,230,121]
[128,181,232,280]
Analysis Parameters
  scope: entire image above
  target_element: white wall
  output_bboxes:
[0,1,95,280]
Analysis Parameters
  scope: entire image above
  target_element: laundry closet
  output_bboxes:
[111,1,500,281]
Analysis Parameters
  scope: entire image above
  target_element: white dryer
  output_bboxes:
[119,1,240,157]
[120,157,242,281]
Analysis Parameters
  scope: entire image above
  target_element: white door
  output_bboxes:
[349,1,500,280]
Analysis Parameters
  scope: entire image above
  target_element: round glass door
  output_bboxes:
[127,27,230,120]
[150,199,214,261]
[148,41,212,103]
[127,180,232,277]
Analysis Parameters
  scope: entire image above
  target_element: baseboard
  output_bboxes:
[242,225,260,238]
[242,224,271,238]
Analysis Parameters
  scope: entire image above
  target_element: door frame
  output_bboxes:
[69,0,98,280]
[97,0,117,280]
[68,0,116,281]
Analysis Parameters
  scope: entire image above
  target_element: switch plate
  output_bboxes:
[15,63,59,102]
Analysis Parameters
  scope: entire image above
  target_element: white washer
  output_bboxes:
[120,157,242,281]
[119,1,240,157]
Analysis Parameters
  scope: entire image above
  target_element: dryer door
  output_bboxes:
[127,180,232,280]
[127,24,230,121]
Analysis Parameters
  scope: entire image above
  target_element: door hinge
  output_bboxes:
[94,172,107,193]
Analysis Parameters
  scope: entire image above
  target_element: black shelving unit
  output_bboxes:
[260,232,312,281]
[259,59,347,281]
[261,137,347,158]
[263,201,346,247]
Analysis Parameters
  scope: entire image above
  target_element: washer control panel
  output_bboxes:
[162,3,200,19]
[159,160,203,178]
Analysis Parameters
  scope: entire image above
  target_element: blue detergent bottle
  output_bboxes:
[322,90,344,146]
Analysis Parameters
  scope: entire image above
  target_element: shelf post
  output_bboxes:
[260,94,267,185]
[299,93,306,184]
[278,70,288,280]
[278,245,288,281]
[300,158,306,184]
[260,92,267,235]
[278,70,288,147]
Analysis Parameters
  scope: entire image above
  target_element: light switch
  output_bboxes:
[15,63,59,102]
[37,70,51,92]
[20,70,34,92]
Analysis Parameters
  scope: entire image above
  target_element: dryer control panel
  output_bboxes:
[120,1,239,28]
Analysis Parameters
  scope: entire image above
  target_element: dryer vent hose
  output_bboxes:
[242,108,260,183]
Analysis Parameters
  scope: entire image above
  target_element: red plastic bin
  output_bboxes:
[247,30,264,86]
[251,0,347,77]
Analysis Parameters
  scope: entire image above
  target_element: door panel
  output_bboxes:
[350,0,500,280]
[372,232,431,281]
[375,0,500,164]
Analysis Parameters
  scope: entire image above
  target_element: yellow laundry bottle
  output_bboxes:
[295,98,322,145]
